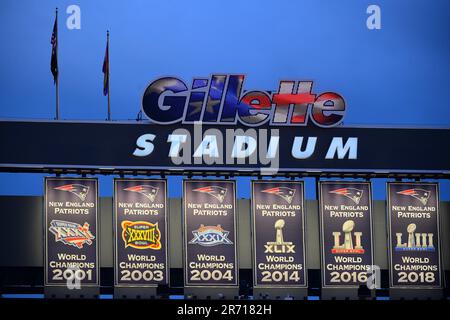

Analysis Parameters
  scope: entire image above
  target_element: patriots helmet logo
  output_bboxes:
[261,187,296,204]
[54,184,89,201]
[124,185,159,202]
[397,188,431,205]
[329,188,363,204]
[193,186,227,203]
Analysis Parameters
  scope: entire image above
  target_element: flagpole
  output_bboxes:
[55,8,60,120]
[107,30,111,121]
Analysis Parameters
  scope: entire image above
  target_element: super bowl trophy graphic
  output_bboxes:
[343,220,354,249]
[275,219,286,244]
[264,219,295,253]
[332,220,364,254]
[408,223,416,247]
[395,223,434,251]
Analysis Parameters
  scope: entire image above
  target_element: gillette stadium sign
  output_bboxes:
[141,75,345,127]
[0,74,449,176]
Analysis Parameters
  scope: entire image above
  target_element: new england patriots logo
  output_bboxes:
[397,189,430,205]
[329,188,363,204]
[54,184,89,201]
[124,185,159,202]
[193,186,227,203]
[261,187,296,204]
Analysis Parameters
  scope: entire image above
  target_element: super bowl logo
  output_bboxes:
[395,223,435,252]
[189,224,233,247]
[49,220,95,249]
[122,220,161,250]
[264,219,295,253]
[331,220,364,254]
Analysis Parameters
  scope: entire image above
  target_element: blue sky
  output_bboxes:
[0,0,449,199]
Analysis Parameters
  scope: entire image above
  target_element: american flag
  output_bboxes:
[50,12,58,84]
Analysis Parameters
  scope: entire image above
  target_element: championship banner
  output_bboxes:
[114,179,169,287]
[251,180,307,288]
[319,181,374,288]
[44,177,99,286]
[387,182,442,289]
[183,180,238,287]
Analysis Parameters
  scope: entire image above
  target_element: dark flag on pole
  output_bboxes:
[103,31,111,120]
[51,8,60,119]
[102,33,109,96]
[50,11,58,84]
